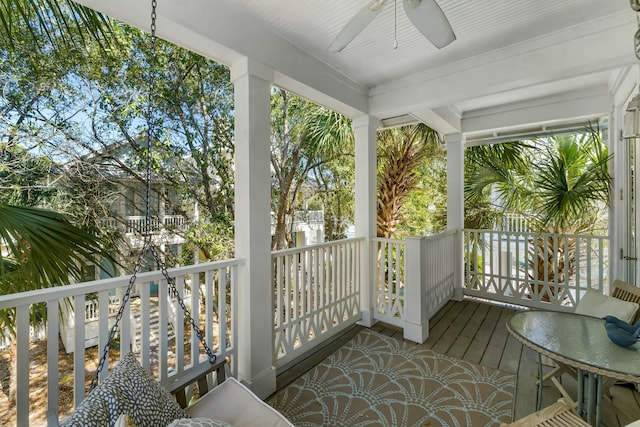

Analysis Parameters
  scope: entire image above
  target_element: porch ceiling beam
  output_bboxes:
[368,11,635,120]
[462,87,612,136]
[73,0,370,118]
[411,107,461,134]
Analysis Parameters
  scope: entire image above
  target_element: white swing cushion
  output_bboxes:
[186,377,294,427]
[63,353,188,426]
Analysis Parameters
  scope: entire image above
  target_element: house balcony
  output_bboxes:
[0,229,631,426]
[99,215,188,235]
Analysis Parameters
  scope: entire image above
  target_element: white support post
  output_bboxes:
[404,237,429,343]
[446,133,465,301]
[353,115,378,327]
[231,57,276,399]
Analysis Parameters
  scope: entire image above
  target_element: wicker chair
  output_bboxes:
[500,398,589,427]
[611,279,640,323]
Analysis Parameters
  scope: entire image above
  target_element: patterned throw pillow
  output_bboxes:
[62,352,188,427]
[168,418,233,427]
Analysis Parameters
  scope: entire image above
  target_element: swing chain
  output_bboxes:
[90,0,216,392]
[89,249,148,392]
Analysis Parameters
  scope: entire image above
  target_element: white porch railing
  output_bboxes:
[272,238,363,368]
[373,237,406,326]
[373,232,457,342]
[463,229,609,311]
[0,260,239,426]
[0,229,615,424]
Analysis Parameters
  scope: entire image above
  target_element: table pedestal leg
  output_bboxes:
[595,374,602,427]
[578,368,584,418]
[577,369,602,426]
[537,353,543,411]
[587,372,596,425]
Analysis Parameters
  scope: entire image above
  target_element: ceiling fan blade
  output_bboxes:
[403,0,455,49]
[328,0,388,53]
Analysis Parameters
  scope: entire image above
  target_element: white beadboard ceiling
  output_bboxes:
[76,0,637,133]
[228,0,627,87]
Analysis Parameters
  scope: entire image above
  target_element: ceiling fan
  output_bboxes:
[328,0,455,52]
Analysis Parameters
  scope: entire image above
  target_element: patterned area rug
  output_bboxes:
[268,329,516,427]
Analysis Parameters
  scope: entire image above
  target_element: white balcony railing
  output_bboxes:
[0,260,239,426]
[98,215,187,234]
[0,229,613,424]
[373,231,457,341]
[463,229,609,311]
[272,238,363,368]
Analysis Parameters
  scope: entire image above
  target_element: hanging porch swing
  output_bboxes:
[59,2,293,426]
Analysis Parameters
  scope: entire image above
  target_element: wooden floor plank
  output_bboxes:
[499,334,523,375]
[432,301,480,355]
[422,299,469,349]
[462,304,503,365]
[513,345,543,421]
[427,299,456,326]
[480,307,514,370]
[448,301,491,360]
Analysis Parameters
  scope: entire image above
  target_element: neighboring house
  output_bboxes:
[51,142,191,352]
[272,209,325,248]
[56,143,326,352]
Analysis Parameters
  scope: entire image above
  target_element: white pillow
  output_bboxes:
[575,290,639,323]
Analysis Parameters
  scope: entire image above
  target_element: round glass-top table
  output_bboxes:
[507,310,640,426]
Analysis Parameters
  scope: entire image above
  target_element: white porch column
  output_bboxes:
[446,133,465,301]
[353,115,378,327]
[231,57,275,399]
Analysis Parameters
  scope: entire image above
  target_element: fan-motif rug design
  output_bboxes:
[268,329,515,426]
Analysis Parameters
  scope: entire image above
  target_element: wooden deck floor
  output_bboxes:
[275,298,640,426]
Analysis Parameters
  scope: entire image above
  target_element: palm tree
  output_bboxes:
[465,126,612,300]
[0,204,113,401]
[376,123,441,238]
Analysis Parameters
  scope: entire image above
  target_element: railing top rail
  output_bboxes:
[371,236,405,244]
[0,258,244,309]
[271,237,364,257]
[463,229,608,238]
[407,229,457,242]
[372,230,458,246]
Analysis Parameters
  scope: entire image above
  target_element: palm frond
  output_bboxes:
[0,204,111,293]
[0,0,118,52]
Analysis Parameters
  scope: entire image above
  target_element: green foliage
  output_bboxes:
[400,159,448,236]
[0,0,118,53]
[185,219,234,261]
[464,127,611,234]
[1,1,236,262]
[270,88,355,248]
[0,204,114,336]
